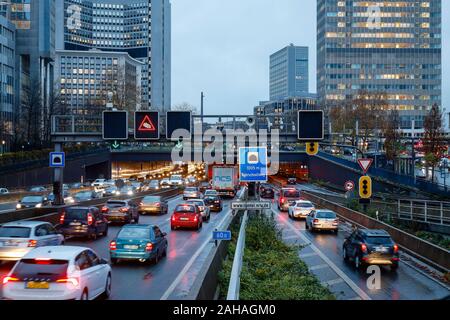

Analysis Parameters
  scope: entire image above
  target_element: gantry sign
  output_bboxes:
[297,110,324,156]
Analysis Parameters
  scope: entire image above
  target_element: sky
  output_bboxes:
[171,0,449,117]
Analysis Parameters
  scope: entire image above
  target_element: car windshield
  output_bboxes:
[65,208,88,220]
[14,259,69,280]
[118,227,149,239]
[365,236,392,245]
[0,227,31,238]
[188,201,203,206]
[204,196,218,201]
[22,196,43,203]
[171,175,182,180]
[296,202,313,208]
[107,201,126,208]
[150,181,159,185]
[175,205,195,213]
[143,196,160,202]
[76,192,91,198]
[316,211,336,219]
[185,187,197,192]
[282,190,300,198]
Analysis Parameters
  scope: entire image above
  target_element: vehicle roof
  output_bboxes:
[121,224,153,229]
[22,246,89,259]
[359,229,391,237]
[66,206,96,210]
[1,221,50,228]
[295,200,313,204]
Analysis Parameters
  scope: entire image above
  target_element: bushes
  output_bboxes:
[218,213,335,300]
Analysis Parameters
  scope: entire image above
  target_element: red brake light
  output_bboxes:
[3,276,19,285]
[57,278,79,286]
[119,207,129,213]
[280,197,285,203]
[109,241,117,251]
[101,206,108,213]
[393,244,399,253]
[59,213,65,224]
[28,240,37,247]
[155,202,161,207]
[171,215,176,221]
[193,215,198,222]
[361,244,368,253]
[313,219,319,224]
[87,213,94,225]
[145,242,153,252]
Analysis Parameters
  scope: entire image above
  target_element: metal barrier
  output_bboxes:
[226,210,248,300]
[397,199,450,226]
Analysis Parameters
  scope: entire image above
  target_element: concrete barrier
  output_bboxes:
[302,191,450,273]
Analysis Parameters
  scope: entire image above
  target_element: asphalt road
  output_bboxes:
[0,194,234,300]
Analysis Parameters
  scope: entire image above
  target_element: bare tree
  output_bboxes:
[423,104,445,183]
[172,102,198,114]
[20,82,42,148]
[383,110,403,168]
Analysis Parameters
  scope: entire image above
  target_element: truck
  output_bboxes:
[210,165,239,198]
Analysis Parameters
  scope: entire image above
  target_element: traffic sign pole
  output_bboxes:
[52,143,64,206]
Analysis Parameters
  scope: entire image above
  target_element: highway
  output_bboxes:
[0,192,234,300]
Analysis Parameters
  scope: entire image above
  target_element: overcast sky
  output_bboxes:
[171,0,449,116]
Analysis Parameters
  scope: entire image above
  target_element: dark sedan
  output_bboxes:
[203,195,222,212]
[16,196,50,210]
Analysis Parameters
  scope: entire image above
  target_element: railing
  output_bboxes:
[397,199,450,226]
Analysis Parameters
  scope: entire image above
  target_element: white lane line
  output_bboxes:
[309,264,329,271]
[322,278,345,286]
[299,252,318,258]
[160,209,233,300]
[272,209,372,301]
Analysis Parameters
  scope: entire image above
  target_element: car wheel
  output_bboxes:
[305,222,309,230]
[102,274,112,299]
[90,231,97,241]
[342,247,348,261]
[390,263,399,272]
[334,229,338,235]
[153,251,160,264]
[80,289,89,300]
[162,246,167,257]
[171,225,175,231]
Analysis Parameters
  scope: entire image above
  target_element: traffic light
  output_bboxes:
[306,142,319,156]
[359,176,372,199]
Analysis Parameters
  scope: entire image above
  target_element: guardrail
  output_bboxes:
[226,210,248,300]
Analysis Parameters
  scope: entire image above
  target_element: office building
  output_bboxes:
[317,0,442,136]
[56,0,171,112]
[270,44,309,100]
[55,49,143,115]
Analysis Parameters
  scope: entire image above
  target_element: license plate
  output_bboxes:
[180,217,189,221]
[70,222,81,226]
[26,281,49,289]
[124,245,139,250]
[3,241,18,247]
[375,246,388,253]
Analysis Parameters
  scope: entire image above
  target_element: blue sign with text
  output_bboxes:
[239,147,268,182]
[213,231,232,241]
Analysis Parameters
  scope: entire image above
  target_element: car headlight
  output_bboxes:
[116,191,121,195]
[16,203,22,209]
[127,191,133,195]
[35,203,42,208]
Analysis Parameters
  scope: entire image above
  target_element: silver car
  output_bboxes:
[186,199,210,221]
[288,200,315,219]
[0,221,64,261]
[305,210,339,233]
[183,187,202,200]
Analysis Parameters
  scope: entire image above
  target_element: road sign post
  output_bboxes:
[51,146,65,206]
[239,147,268,183]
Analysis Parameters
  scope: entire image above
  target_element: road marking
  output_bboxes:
[309,264,329,271]
[272,208,372,301]
[160,209,233,300]
[299,252,318,258]
[283,234,301,240]
[322,278,345,286]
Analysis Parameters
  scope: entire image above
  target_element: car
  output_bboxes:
[204,189,219,198]
[287,177,297,185]
[138,195,168,215]
[160,178,171,189]
[2,246,112,300]
[91,179,106,187]
[0,221,64,262]
[171,204,203,230]
[169,174,184,186]
[203,195,222,212]
[343,229,399,271]
[29,186,47,192]
[199,182,211,193]
[109,224,168,265]
[260,186,275,199]
[186,199,210,221]
[305,209,339,233]
[148,180,160,190]
[118,186,134,196]
[47,191,75,205]
[58,206,109,240]
[101,200,139,224]
[130,181,143,192]
[103,186,120,197]
[74,191,98,202]
[0,188,10,194]
[288,200,315,219]
[183,187,202,200]
[16,195,50,210]
[277,188,301,211]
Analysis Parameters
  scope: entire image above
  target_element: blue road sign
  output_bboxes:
[213,231,232,241]
[239,147,268,182]
[49,152,65,168]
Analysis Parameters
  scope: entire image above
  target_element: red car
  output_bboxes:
[171,204,203,230]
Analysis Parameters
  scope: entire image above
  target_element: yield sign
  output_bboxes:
[138,115,156,131]
[357,158,373,174]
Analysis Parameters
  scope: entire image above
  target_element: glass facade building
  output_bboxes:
[317,0,442,135]
[270,44,309,100]
[56,0,171,112]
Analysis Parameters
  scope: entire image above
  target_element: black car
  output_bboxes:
[16,195,50,210]
[260,186,275,199]
[287,177,297,185]
[101,199,140,224]
[343,229,399,271]
[199,182,211,194]
[58,206,109,240]
[203,195,222,212]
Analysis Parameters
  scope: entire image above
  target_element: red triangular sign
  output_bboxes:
[138,115,156,132]
[357,158,373,174]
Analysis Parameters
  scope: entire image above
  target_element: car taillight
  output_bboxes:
[3,276,19,285]
[361,244,368,253]
[155,202,161,207]
[393,244,399,253]
[28,240,37,247]
[171,215,176,221]
[110,241,117,251]
[333,219,339,225]
[101,206,108,213]
[59,213,65,224]
[57,278,79,286]
[119,207,129,213]
[139,202,143,206]
[193,215,198,222]
[280,197,285,203]
[87,213,94,225]
[313,219,319,224]
[145,242,153,252]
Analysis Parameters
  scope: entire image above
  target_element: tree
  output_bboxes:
[19,82,42,148]
[172,102,198,114]
[423,104,445,183]
[383,110,403,165]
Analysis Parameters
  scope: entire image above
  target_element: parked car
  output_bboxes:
[101,199,139,224]
[58,207,109,240]
[186,199,210,221]
[0,221,64,262]
[203,195,222,212]
[277,188,301,211]
[183,187,202,200]
[305,209,339,233]
[2,246,112,300]
[170,204,203,230]
[343,229,399,271]
[73,191,99,202]
[0,188,10,194]
[288,200,315,219]
[29,186,47,192]
[16,196,50,210]
[47,191,75,205]
[138,195,168,215]
[109,224,168,265]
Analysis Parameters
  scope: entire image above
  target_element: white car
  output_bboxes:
[288,200,315,219]
[0,221,64,262]
[91,179,106,187]
[2,246,112,300]
[186,199,210,221]
[204,189,219,197]
[169,175,184,186]
[305,210,339,233]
